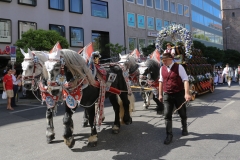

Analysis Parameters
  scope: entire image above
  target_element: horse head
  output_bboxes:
[21,48,48,90]
[138,59,160,87]
[119,54,140,86]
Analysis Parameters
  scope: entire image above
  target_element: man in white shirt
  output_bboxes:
[11,69,21,107]
[164,43,175,57]
[222,63,233,87]
[158,52,191,145]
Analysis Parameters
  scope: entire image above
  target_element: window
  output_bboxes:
[156,18,162,31]
[170,2,175,13]
[138,39,145,53]
[0,0,11,2]
[92,31,109,59]
[155,0,161,10]
[184,5,189,17]
[18,0,36,6]
[185,24,190,31]
[127,12,136,27]
[203,1,212,14]
[137,14,145,29]
[18,21,37,39]
[126,0,134,3]
[69,27,84,47]
[0,19,11,43]
[171,22,176,25]
[49,0,64,10]
[147,17,154,30]
[91,0,108,18]
[164,20,169,27]
[69,0,83,14]
[49,24,65,37]
[146,0,153,8]
[178,3,183,15]
[129,38,136,51]
[148,39,155,45]
[213,7,220,18]
[163,0,169,12]
[137,0,144,5]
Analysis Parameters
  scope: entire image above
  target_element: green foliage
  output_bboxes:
[105,43,127,62]
[193,34,210,41]
[203,46,224,65]
[141,43,156,56]
[15,29,69,64]
[193,40,206,52]
[223,49,240,67]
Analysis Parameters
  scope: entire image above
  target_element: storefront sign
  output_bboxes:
[147,31,158,37]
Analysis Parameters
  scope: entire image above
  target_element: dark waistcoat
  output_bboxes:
[162,63,184,93]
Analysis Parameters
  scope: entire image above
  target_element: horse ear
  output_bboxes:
[42,51,49,59]
[20,48,26,57]
[28,48,34,58]
[119,53,122,59]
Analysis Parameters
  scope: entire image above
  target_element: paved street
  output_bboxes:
[0,83,240,160]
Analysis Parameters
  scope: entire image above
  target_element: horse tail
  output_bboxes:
[118,94,135,124]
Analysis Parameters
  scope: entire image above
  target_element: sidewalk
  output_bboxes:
[0,91,39,106]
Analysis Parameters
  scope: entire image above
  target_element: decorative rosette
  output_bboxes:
[56,74,67,85]
[156,24,193,59]
[33,55,39,63]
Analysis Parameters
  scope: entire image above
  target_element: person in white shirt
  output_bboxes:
[222,63,233,87]
[164,43,175,57]
[11,69,21,107]
[235,64,240,85]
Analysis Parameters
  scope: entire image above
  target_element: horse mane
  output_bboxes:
[126,55,139,74]
[145,59,160,80]
[60,49,95,86]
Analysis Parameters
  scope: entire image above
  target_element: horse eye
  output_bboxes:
[55,69,59,72]
[29,66,33,69]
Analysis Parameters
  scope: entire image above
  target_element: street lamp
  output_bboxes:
[225,27,230,50]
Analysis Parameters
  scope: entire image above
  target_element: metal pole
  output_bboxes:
[226,29,227,50]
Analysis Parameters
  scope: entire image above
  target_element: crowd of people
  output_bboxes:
[214,63,240,87]
[2,67,22,110]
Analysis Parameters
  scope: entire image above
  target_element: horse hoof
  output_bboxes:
[82,121,88,128]
[68,139,75,148]
[88,141,97,147]
[46,135,55,144]
[143,104,148,109]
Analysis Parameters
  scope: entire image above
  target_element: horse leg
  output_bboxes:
[153,94,164,115]
[63,105,75,148]
[109,94,121,134]
[46,108,55,143]
[86,105,98,147]
[82,108,89,127]
[119,93,132,125]
[141,91,149,109]
[146,91,153,106]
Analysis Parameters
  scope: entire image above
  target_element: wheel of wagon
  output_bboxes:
[189,84,196,101]
[209,78,214,93]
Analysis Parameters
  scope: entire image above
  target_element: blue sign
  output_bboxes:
[127,13,136,27]
[10,46,16,57]
[137,15,145,29]
[156,18,162,31]
[147,17,154,30]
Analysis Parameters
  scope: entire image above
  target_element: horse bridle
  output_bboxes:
[22,54,43,90]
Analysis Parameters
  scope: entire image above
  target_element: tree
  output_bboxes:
[105,43,127,62]
[223,49,240,67]
[203,46,224,65]
[141,43,156,56]
[15,29,69,64]
[193,40,206,52]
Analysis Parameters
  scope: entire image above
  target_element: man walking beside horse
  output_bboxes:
[158,52,191,145]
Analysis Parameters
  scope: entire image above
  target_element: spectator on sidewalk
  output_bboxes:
[235,64,240,85]
[222,63,234,87]
[11,69,21,107]
[3,68,14,110]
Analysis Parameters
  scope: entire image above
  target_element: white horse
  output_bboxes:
[21,48,59,143]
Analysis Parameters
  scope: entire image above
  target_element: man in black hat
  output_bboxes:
[235,64,240,85]
[164,43,175,57]
[158,52,191,145]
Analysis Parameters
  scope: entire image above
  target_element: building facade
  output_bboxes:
[191,0,223,49]
[221,0,240,51]
[0,0,125,60]
[123,0,191,54]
